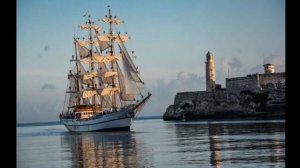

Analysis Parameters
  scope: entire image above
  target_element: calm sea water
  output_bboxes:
[17,119,285,168]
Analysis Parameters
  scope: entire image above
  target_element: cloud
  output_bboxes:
[249,55,285,74]
[217,57,243,85]
[236,49,242,54]
[263,55,285,72]
[229,58,242,70]
[142,72,205,117]
[249,65,264,74]
[263,55,285,65]
[220,57,242,74]
[41,83,55,90]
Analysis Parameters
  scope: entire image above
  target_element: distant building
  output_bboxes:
[226,64,285,92]
[204,52,285,93]
[264,64,275,74]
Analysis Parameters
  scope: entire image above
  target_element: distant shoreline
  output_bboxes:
[17,115,285,127]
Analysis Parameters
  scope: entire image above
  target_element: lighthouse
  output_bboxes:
[205,51,216,91]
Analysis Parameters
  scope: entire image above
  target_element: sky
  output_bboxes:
[17,0,285,123]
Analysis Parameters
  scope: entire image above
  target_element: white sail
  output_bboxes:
[82,98,91,105]
[99,41,110,52]
[120,55,140,95]
[68,75,77,107]
[116,63,135,101]
[100,95,112,108]
[97,62,113,85]
[76,41,91,59]
[76,62,93,85]
[118,44,143,83]
[78,62,87,75]
[93,30,110,52]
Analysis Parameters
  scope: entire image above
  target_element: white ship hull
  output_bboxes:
[60,110,132,132]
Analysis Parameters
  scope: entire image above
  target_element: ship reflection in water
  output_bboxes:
[61,131,153,168]
[17,119,284,168]
[172,120,285,167]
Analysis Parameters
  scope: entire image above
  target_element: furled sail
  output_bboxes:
[101,88,119,96]
[104,71,118,78]
[98,35,128,42]
[80,24,101,31]
[77,40,98,46]
[83,71,97,80]
[82,90,97,98]
[80,55,121,64]
[101,17,124,25]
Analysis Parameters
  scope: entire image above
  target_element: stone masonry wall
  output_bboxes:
[259,73,285,90]
[226,72,285,92]
[226,76,259,92]
[163,90,285,120]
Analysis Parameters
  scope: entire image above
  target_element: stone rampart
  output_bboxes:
[163,89,285,120]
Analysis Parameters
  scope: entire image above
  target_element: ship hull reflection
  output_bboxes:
[61,131,150,168]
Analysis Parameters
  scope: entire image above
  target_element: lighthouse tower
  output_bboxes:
[205,51,216,91]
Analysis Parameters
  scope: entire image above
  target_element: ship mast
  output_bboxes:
[108,7,118,111]
[87,15,96,107]
[74,36,81,106]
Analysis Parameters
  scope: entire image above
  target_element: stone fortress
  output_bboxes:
[163,51,285,120]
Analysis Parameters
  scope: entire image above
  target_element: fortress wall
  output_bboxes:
[173,90,239,111]
[226,76,259,92]
[174,91,207,106]
[174,91,229,107]
[259,73,285,90]
[164,89,285,120]
[225,72,285,92]
[163,70,286,120]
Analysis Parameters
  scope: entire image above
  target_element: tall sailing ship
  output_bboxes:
[60,7,151,132]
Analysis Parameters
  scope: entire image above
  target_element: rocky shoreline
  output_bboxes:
[163,90,285,121]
